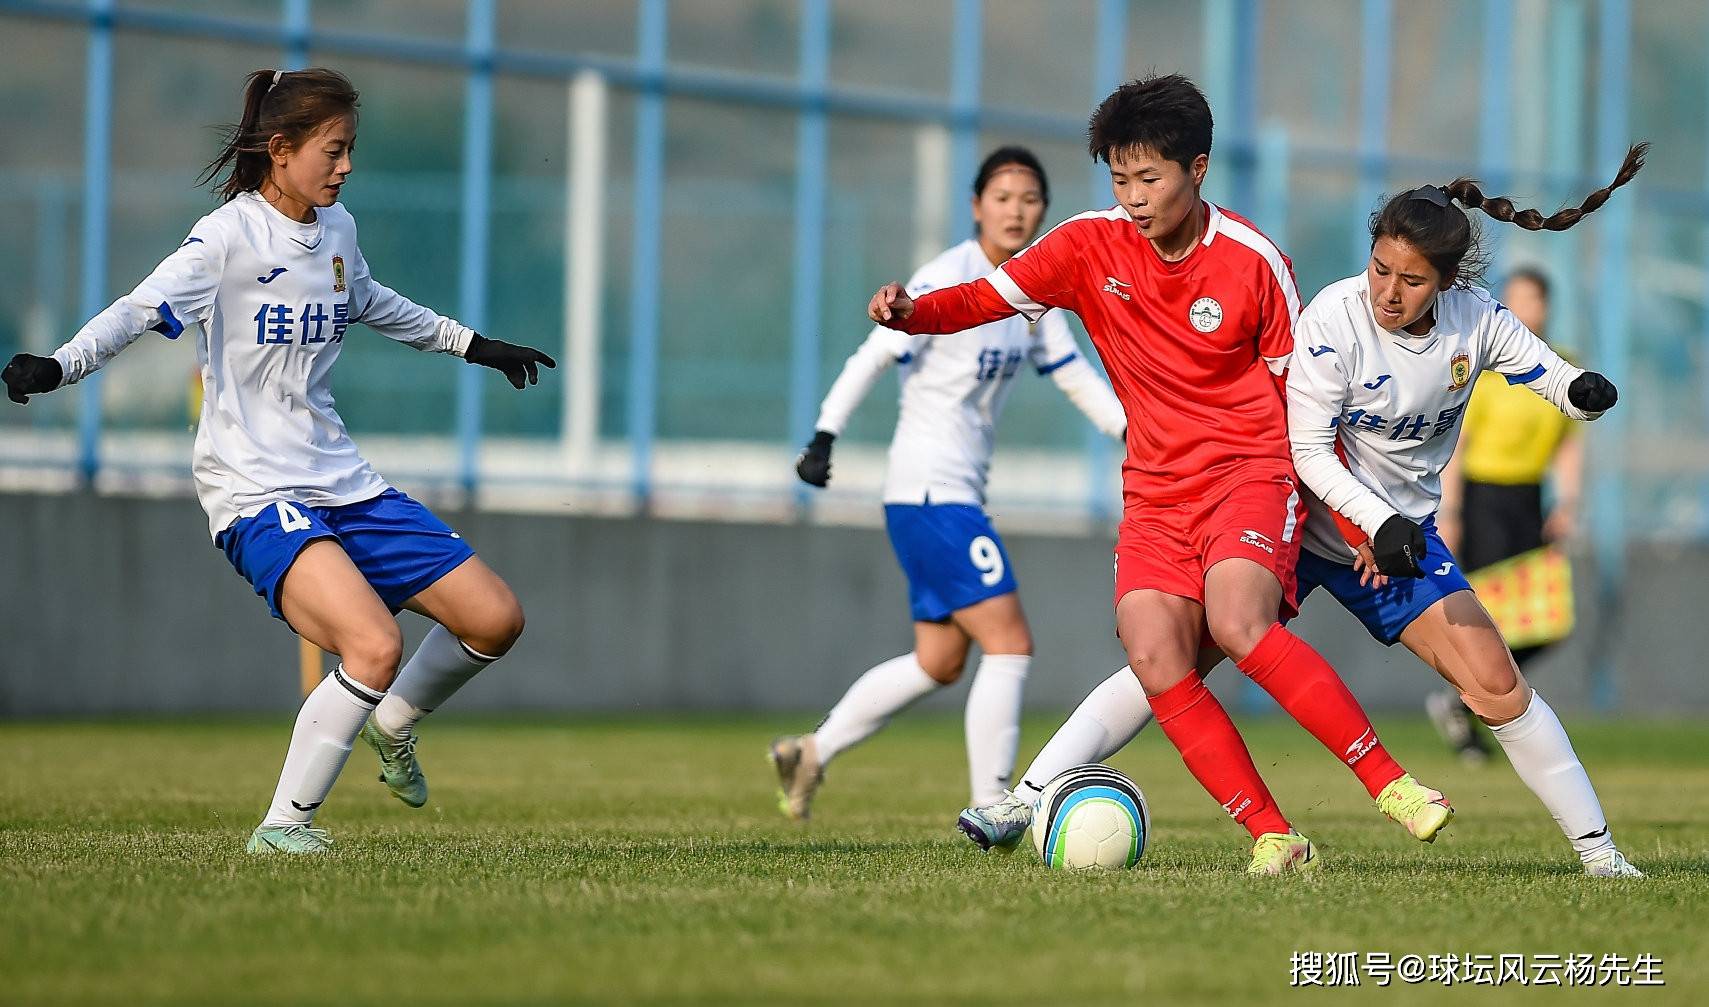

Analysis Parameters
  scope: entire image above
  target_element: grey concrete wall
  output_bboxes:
[2,490,1705,716]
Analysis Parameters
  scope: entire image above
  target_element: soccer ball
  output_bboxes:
[1032,764,1149,871]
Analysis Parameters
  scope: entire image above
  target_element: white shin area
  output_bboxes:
[964,653,1030,806]
[1013,666,1153,803]
[1488,689,1616,863]
[261,665,383,827]
[812,653,941,766]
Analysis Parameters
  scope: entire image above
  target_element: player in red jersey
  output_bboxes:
[869,75,1452,875]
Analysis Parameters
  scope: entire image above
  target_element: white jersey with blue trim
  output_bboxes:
[50,192,475,539]
[815,239,1125,506]
[1287,272,1597,564]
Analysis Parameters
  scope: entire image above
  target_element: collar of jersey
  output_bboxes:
[1135,201,1218,275]
[245,191,325,250]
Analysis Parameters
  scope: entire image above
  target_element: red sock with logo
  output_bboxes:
[1236,623,1404,798]
[1148,672,1290,839]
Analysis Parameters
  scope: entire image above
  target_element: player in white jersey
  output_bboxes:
[768,147,1126,820]
[957,147,1649,877]
[3,69,555,854]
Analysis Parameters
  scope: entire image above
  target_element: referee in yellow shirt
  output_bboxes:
[1436,268,1584,762]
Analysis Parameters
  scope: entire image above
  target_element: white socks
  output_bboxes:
[1488,689,1616,863]
[1013,666,1153,802]
[964,654,1031,806]
[812,653,941,765]
[373,624,498,740]
[261,665,383,827]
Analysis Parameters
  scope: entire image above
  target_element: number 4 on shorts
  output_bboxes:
[276,500,312,533]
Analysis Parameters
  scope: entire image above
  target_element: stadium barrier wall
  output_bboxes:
[2,489,1705,717]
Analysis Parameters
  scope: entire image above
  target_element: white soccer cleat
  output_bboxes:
[1584,849,1645,878]
[956,791,1034,852]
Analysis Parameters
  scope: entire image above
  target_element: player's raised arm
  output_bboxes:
[345,241,554,389]
[5,227,226,405]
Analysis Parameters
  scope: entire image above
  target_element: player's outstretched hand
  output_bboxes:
[1568,371,1617,414]
[3,353,63,405]
[795,430,835,487]
[867,283,914,325]
[1372,514,1427,578]
[465,334,557,389]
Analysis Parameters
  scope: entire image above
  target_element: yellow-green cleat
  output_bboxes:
[768,734,822,821]
[1247,831,1318,876]
[246,824,334,854]
[1377,773,1454,843]
[360,720,428,809]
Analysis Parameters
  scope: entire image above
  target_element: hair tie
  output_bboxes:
[1408,184,1450,207]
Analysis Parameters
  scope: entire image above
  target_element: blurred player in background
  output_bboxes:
[1431,267,1583,762]
[873,75,1451,875]
[2,68,556,854]
[770,147,1127,821]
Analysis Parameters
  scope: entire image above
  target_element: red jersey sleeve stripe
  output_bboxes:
[1214,209,1301,326]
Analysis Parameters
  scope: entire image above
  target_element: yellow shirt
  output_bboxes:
[1458,371,1573,484]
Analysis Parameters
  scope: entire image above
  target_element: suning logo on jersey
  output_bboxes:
[1449,351,1471,390]
[1189,297,1223,333]
[1103,276,1132,301]
[332,256,346,293]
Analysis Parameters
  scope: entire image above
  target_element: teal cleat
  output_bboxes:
[246,823,334,854]
[360,720,428,808]
[956,792,1034,853]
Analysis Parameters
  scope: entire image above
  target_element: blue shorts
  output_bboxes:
[1295,518,1472,645]
[883,502,1018,623]
[216,488,475,621]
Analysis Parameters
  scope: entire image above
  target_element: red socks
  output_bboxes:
[1149,673,1290,839]
[1236,623,1404,799]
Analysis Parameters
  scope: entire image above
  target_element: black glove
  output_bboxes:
[1568,371,1618,413]
[3,353,63,405]
[464,333,556,389]
[795,430,835,487]
[1372,514,1427,578]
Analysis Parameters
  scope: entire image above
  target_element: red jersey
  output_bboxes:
[890,201,1300,505]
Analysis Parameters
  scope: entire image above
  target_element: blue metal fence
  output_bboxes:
[0,0,1703,548]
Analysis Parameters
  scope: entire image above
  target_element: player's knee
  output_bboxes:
[340,623,404,686]
[1124,646,1188,695]
[978,623,1033,658]
[1204,610,1269,663]
[1464,670,1530,725]
[466,599,525,658]
[918,651,967,685]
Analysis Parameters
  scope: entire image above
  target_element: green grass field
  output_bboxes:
[3,714,1705,1005]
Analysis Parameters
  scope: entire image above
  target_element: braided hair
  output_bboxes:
[1369,142,1648,287]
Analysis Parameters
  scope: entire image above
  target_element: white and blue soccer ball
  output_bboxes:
[1031,764,1149,871]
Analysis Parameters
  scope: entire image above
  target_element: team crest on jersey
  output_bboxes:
[332,255,346,293]
[1448,351,1471,390]
[1189,297,1223,333]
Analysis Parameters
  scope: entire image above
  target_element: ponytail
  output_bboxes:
[199,68,360,203]
[1444,143,1649,233]
[1369,142,1649,287]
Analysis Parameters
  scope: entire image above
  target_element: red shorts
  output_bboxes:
[1113,473,1307,618]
